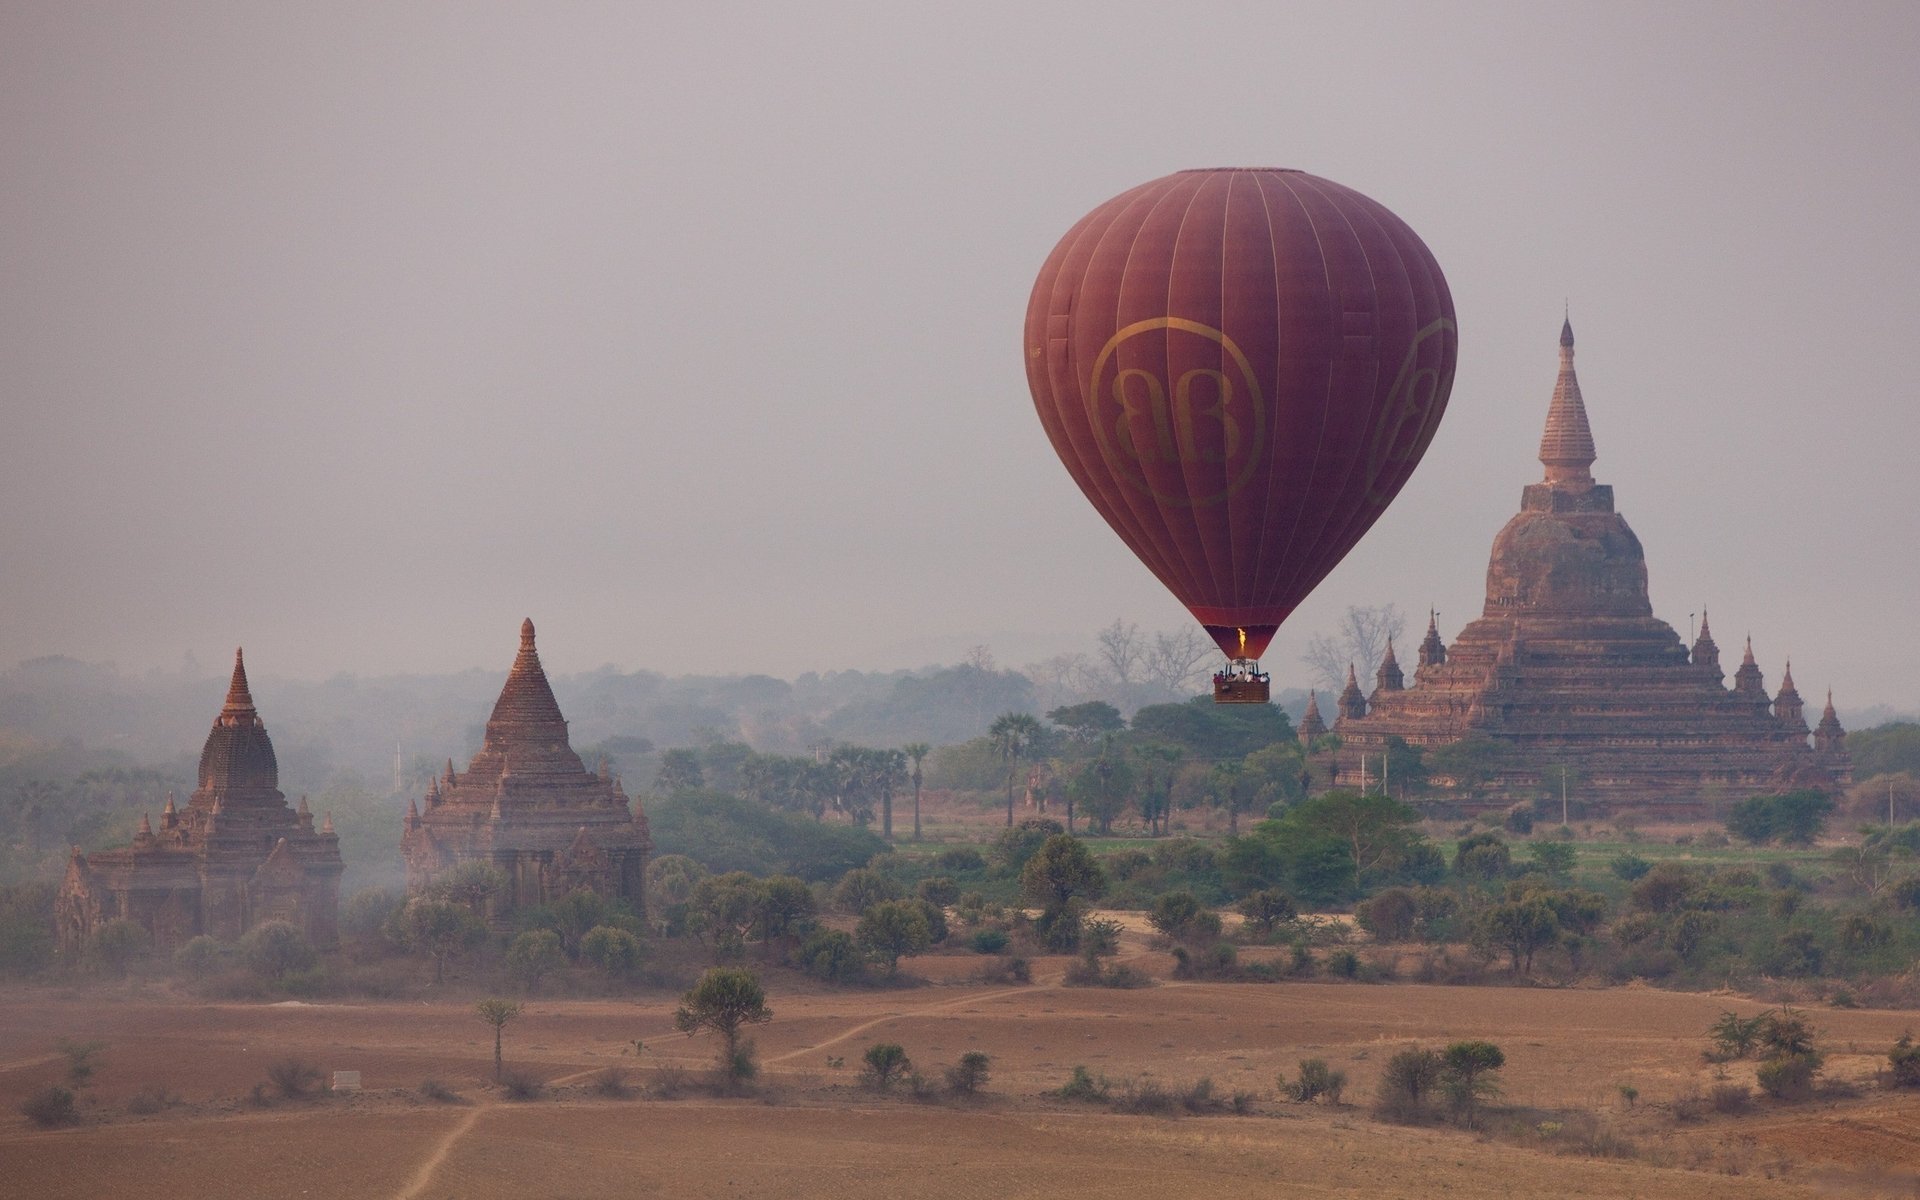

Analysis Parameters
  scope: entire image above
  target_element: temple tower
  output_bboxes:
[1337,664,1368,721]
[1374,638,1404,697]
[1296,691,1327,746]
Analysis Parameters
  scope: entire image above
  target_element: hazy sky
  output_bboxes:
[3,2,1917,706]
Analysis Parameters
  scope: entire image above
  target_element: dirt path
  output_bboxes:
[393,1103,488,1200]
[768,980,1055,1066]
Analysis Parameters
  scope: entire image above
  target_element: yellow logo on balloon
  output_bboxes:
[1086,318,1266,508]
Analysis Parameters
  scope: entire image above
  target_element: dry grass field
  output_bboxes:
[3,939,1918,1199]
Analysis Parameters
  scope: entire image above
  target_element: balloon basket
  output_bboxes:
[1213,674,1271,705]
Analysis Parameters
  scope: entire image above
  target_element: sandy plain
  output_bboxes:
[2,942,1917,1199]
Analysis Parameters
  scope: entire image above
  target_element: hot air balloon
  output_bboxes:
[1024,168,1457,703]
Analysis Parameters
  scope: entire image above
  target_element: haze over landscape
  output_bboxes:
[3,2,1917,705]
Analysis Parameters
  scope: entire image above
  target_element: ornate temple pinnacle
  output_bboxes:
[222,648,257,718]
[520,618,536,651]
[1539,317,1596,486]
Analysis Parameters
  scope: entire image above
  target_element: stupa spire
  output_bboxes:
[220,648,258,724]
[1298,690,1327,745]
[1539,316,1596,486]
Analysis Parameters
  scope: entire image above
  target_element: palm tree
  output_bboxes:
[876,748,907,841]
[902,742,931,842]
[988,712,1044,828]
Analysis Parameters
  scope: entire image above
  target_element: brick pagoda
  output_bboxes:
[1330,320,1852,811]
[401,619,650,918]
[56,651,343,952]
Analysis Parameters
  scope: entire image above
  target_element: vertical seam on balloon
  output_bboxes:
[1166,172,1228,618]
[1214,171,1243,642]
[1102,180,1208,602]
[1249,172,1286,639]
[1254,170,1334,618]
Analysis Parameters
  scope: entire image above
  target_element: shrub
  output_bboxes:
[1608,853,1652,881]
[944,1051,990,1096]
[173,935,224,979]
[266,1057,324,1099]
[1237,889,1297,937]
[1282,1058,1346,1104]
[1081,917,1123,956]
[1057,1065,1109,1102]
[1440,1041,1505,1126]
[1708,1082,1752,1114]
[506,929,567,990]
[124,1083,180,1115]
[1355,888,1418,942]
[916,876,960,907]
[856,900,933,975]
[934,847,986,874]
[86,918,150,977]
[863,1043,911,1091]
[20,1085,79,1127]
[1109,1078,1177,1116]
[1375,1047,1444,1120]
[242,921,317,981]
[1889,1032,1920,1088]
[968,928,1009,955]
[1756,1054,1818,1101]
[579,925,645,978]
[799,929,865,984]
[419,1079,464,1103]
[833,867,904,915]
[56,1037,106,1088]
[1148,891,1223,946]
[341,887,405,940]
[589,1067,633,1098]
[500,1069,546,1101]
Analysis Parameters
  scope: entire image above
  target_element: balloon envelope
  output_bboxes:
[1024,168,1457,661]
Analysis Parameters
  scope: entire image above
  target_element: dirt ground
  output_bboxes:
[2,948,1917,1199]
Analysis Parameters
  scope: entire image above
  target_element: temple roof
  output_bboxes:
[195,648,280,800]
[462,618,589,783]
[1539,318,1596,485]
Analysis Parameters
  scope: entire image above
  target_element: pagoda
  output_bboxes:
[402,619,650,918]
[1331,320,1852,811]
[56,651,343,951]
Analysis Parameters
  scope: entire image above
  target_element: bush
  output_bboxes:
[241,921,317,982]
[579,925,645,978]
[1148,891,1222,946]
[863,1043,911,1091]
[124,1083,180,1115]
[506,929,567,990]
[1756,1054,1818,1101]
[1057,1065,1109,1102]
[1375,1047,1443,1120]
[934,847,986,874]
[1081,917,1123,956]
[1708,1082,1752,1114]
[1237,889,1297,937]
[500,1069,546,1101]
[589,1067,633,1098]
[266,1057,324,1099]
[419,1079,464,1104]
[1608,853,1652,881]
[20,1085,79,1127]
[799,929,865,985]
[833,867,905,915]
[1282,1058,1346,1104]
[1889,1032,1920,1088]
[916,876,960,907]
[969,928,1009,954]
[173,935,224,980]
[1355,888,1418,942]
[944,1051,990,1096]
[86,918,150,976]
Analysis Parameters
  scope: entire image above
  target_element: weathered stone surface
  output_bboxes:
[1331,323,1852,812]
[401,619,650,919]
[56,650,343,952]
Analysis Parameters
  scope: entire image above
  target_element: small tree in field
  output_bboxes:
[863,1042,911,1091]
[857,900,932,976]
[1440,1041,1505,1126]
[674,968,772,1084]
[474,998,523,1082]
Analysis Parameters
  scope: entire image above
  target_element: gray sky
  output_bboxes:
[3,1,1916,707]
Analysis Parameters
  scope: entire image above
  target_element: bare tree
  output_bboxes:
[1142,627,1216,698]
[1095,620,1144,691]
[1302,605,1407,692]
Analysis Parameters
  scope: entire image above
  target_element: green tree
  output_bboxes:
[1047,701,1125,743]
[1441,1041,1505,1126]
[687,871,766,960]
[862,1042,911,1090]
[507,929,566,991]
[856,900,932,976]
[395,898,485,984]
[1728,790,1835,846]
[988,712,1045,828]
[753,875,816,962]
[426,860,508,918]
[550,888,618,957]
[832,867,904,915]
[1147,890,1222,946]
[474,998,522,1082]
[656,749,705,795]
[1526,839,1577,879]
[1453,832,1511,882]
[1237,889,1297,937]
[579,925,645,977]
[1278,790,1422,888]
[674,967,772,1082]
[1426,734,1507,797]
[902,742,931,842]
[240,920,317,981]
[85,918,149,978]
[1475,896,1560,975]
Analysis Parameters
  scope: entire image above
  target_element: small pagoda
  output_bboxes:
[1331,320,1852,811]
[401,619,650,919]
[57,651,343,951]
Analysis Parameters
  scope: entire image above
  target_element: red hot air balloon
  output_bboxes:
[1024,169,1457,703]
